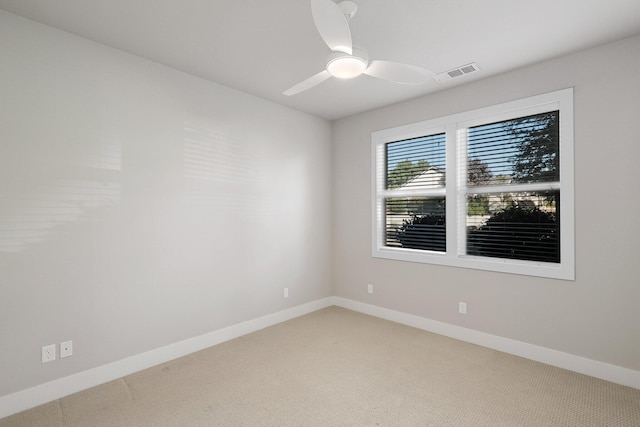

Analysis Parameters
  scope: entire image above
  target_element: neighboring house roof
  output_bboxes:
[400,167,445,190]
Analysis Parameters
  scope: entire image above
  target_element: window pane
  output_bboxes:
[466,191,559,263]
[467,111,559,186]
[386,133,446,190]
[385,197,445,252]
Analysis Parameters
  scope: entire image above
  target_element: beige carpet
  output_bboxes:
[2,307,639,426]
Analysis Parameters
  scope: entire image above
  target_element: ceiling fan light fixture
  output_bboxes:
[326,48,368,79]
[327,56,366,78]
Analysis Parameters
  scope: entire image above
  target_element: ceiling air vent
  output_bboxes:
[434,63,480,82]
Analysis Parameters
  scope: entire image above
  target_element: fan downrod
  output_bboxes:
[338,1,358,20]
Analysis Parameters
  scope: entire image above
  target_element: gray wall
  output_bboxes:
[0,11,332,397]
[332,34,640,372]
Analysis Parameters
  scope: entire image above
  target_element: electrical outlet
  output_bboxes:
[60,340,73,358]
[367,284,374,294]
[283,288,289,298]
[42,344,56,363]
[459,302,467,315]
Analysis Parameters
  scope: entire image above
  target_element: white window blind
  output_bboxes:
[464,111,560,263]
[383,133,446,252]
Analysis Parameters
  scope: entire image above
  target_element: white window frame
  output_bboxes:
[372,88,574,280]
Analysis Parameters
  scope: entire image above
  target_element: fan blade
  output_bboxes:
[311,0,352,54]
[364,60,434,84]
[283,70,332,96]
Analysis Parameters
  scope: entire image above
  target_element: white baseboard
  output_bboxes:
[0,297,334,419]
[332,296,640,390]
[3,296,638,419]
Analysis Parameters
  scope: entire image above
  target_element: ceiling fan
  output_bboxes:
[283,0,434,96]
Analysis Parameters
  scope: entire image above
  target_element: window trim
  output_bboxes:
[371,88,574,280]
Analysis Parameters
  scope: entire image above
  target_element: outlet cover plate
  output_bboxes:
[42,344,56,363]
[60,340,73,358]
[459,302,467,315]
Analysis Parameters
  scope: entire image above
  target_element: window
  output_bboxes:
[372,89,574,280]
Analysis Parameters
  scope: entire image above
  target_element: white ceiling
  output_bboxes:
[2,0,640,120]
